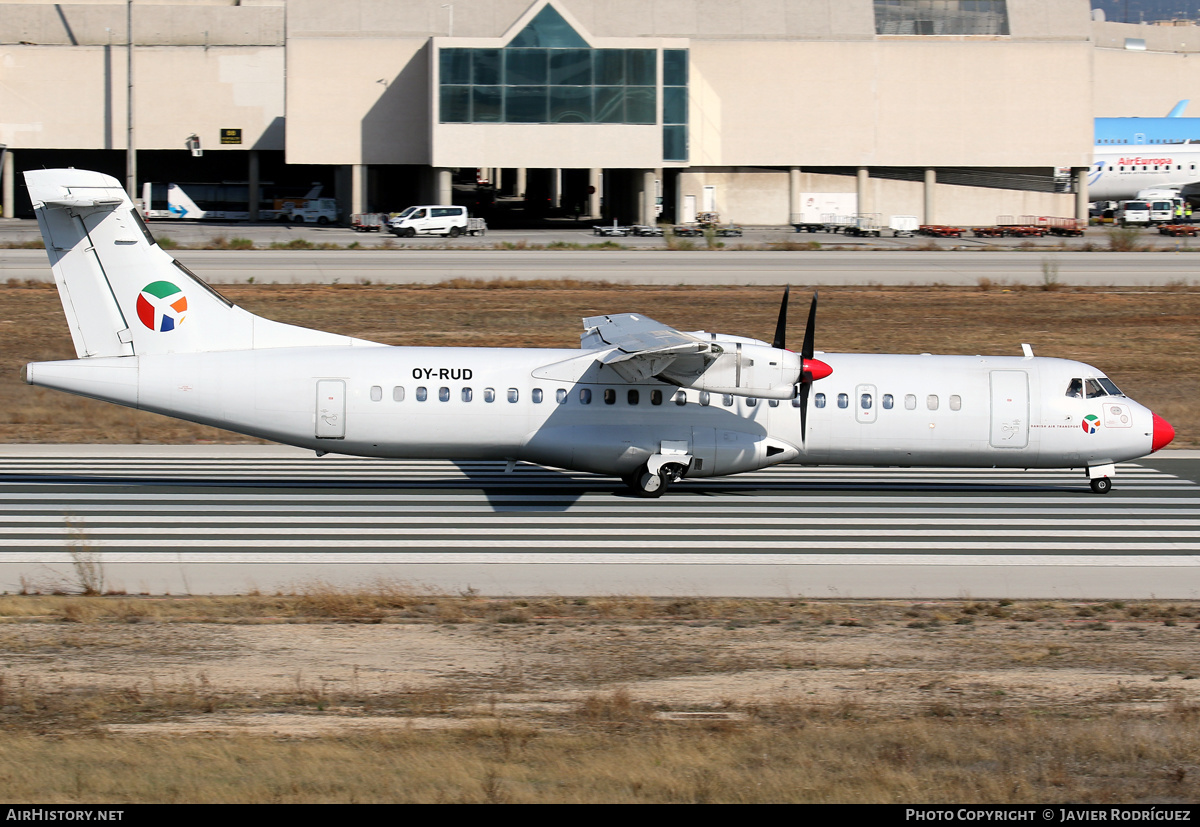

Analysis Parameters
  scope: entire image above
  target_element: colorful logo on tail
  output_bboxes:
[1082,414,1100,435]
[136,281,187,332]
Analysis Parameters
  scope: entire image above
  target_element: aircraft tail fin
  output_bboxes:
[1167,100,1190,118]
[24,168,373,358]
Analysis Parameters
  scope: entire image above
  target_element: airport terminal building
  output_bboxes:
[2,0,1198,225]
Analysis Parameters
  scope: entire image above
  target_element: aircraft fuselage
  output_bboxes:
[26,346,1161,478]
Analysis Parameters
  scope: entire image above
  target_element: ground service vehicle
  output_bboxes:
[1116,201,1152,226]
[387,206,487,238]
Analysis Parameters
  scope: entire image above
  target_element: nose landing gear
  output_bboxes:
[1087,463,1115,494]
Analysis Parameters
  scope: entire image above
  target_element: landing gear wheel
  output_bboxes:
[636,468,669,498]
[1090,477,1112,495]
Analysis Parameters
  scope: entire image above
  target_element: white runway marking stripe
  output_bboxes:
[5,552,1200,567]
[1,516,1198,527]
[0,459,1195,563]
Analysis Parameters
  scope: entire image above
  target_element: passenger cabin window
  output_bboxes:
[439,387,450,402]
[532,388,543,403]
[416,386,428,402]
[651,389,663,405]
[722,394,734,407]
[627,390,639,405]
[579,388,592,404]
[462,388,473,402]
[882,394,894,409]
[814,393,826,408]
[484,387,496,403]
[769,399,779,407]
[837,393,849,409]
[746,397,758,407]
[927,394,939,411]
[370,385,382,402]
[700,392,710,406]
[556,388,567,404]
[860,393,872,410]
[604,389,616,405]
[949,394,961,411]
[392,386,405,402]
[905,394,917,410]
[674,391,687,406]
[507,388,519,403]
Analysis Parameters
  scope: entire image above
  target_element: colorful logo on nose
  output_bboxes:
[1082,414,1100,434]
[136,281,187,332]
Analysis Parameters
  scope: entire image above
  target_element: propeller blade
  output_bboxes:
[772,285,790,351]
[802,291,818,360]
[797,292,819,446]
[799,380,810,445]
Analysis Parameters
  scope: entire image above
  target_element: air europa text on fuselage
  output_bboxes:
[412,368,473,381]
[1118,157,1174,166]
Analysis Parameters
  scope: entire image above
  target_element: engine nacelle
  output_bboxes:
[657,342,802,400]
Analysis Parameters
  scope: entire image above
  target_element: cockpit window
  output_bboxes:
[1067,377,1124,399]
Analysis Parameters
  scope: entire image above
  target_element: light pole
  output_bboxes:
[125,0,136,200]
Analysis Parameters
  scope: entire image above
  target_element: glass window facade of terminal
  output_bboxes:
[662,49,688,162]
[874,1,1009,35]
[438,5,687,161]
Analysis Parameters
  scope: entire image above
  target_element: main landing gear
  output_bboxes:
[623,457,691,498]
[1087,463,1115,495]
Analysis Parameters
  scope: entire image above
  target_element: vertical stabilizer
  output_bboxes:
[24,169,377,357]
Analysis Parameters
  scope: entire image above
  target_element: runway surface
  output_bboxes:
[0,448,1196,598]
[4,248,1200,286]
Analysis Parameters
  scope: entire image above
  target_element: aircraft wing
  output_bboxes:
[581,313,717,383]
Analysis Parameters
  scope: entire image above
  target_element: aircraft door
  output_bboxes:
[315,379,346,439]
[855,384,877,424]
[989,370,1028,448]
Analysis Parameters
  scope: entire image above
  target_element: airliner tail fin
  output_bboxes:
[24,168,374,358]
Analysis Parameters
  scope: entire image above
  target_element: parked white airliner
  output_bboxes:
[1090,101,1200,202]
[22,169,1173,496]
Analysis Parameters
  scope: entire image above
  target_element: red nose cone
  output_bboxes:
[804,358,833,382]
[1151,413,1175,453]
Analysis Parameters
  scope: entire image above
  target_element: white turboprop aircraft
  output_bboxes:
[22,169,1174,496]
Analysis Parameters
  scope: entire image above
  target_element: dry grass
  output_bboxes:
[0,595,1199,802]
[0,280,1197,445]
[0,717,1192,804]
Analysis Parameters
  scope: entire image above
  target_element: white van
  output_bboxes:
[1116,200,1152,226]
[1149,200,1178,225]
[387,205,486,238]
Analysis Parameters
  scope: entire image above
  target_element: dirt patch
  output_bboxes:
[4,597,1200,802]
[2,604,1198,737]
